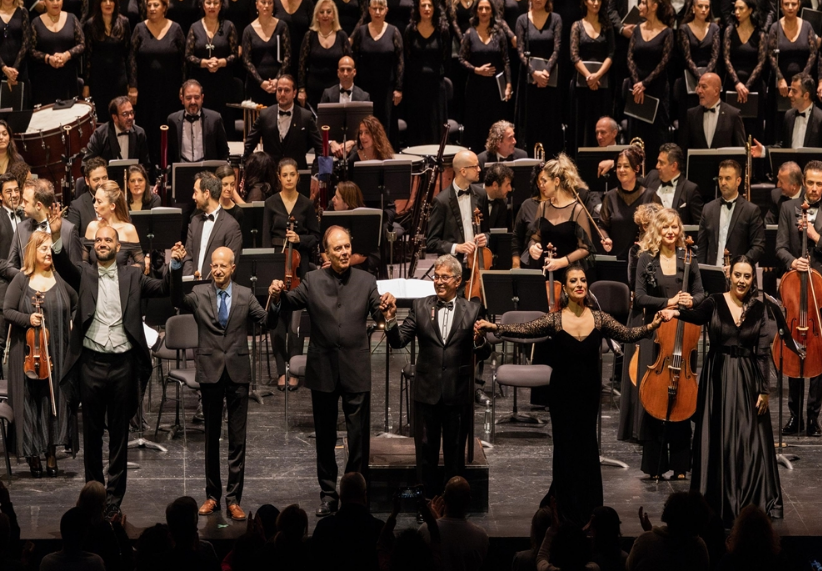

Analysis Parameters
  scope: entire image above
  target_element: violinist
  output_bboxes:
[3,231,77,478]
[775,160,822,436]
[633,209,704,479]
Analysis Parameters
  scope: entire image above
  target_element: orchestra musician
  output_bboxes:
[765,161,804,225]
[476,121,527,169]
[0,173,22,367]
[681,72,747,150]
[67,157,110,238]
[642,143,703,225]
[166,79,231,164]
[319,56,370,104]
[83,97,152,173]
[482,163,513,231]
[512,166,552,269]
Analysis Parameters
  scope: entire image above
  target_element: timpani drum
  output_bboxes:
[15,101,96,200]
[394,153,425,175]
[401,144,467,167]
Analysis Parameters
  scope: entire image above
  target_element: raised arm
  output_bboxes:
[596,310,659,343]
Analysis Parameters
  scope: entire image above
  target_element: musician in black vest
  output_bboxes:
[67,157,110,238]
[383,254,491,497]
[476,121,528,169]
[483,163,512,231]
[0,173,21,370]
[775,160,822,436]
[766,161,805,225]
[320,56,370,158]
[642,144,703,225]
[166,80,230,164]
[83,97,151,172]
[680,73,747,150]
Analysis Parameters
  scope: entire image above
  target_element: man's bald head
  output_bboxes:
[94,224,121,264]
[696,73,722,108]
[337,55,356,88]
[96,224,119,244]
[452,151,475,170]
[453,151,480,187]
[212,246,235,266]
[210,247,236,288]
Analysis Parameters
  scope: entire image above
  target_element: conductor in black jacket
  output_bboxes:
[681,73,746,150]
[83,97,151,172]
[166,80,230,164]
[243,75,323,167]
[384,254,491,497]
[642,143,703,224]
[49,215,176,516]
[269,226,396,517]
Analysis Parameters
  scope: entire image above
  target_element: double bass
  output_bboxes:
[543,243,562,312]
[773,202,822,379]
[24,292,56,416]
[466,208,493,301]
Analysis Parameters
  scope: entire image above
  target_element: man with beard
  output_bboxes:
[167,80,230,164]
[83,96,151,171]
[67,157,110,237]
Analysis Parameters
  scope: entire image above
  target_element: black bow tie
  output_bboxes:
[703,106,716,113]
[457,189,470,197]
[798,111,807,119]
[808,201,820,209]
[278,110,292,117]
[722,199,736,209]
[184,113,201,123]
[437,300,454,310]
[340,88,352,95]
[117,131,130,136]
[37,221,47,230]
[202,213,215,221]
[660,180,674,188]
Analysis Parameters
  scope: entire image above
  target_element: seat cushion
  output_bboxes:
[495,364,552,387]
[0,402,13,423]
[288,356,307,378]
[168,368,200,390]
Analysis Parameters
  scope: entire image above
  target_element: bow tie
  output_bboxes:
[660,180,674,189]
[184,113,201,123]
[798,111,807,119]
[437,300,454,310]
[278,110,292,117]
[37,221,48,231]
[8,210,17,221]
[202,213,215,222]
[703,106,717,113]
[457,189,470,197]
[722,199,736,209]
[340,88,352,95]
[98,265,117,280]
[808,201,820,209]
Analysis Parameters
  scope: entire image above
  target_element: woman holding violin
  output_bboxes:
[3,231,77,477]
[633,208,704,479]
[661,256,782,527]
[477,263,663,525]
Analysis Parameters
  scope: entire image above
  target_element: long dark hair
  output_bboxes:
[244,152,276,198]
[729,254,759,303]
[469,0,501,33]
[648,0,676,27]
[410,0,448,31]
[560,262,595,308]
[88,0,127,41]
[579,0,611,29]
[734,0,761,28]
[0,120,22,167]
[126,164,153,207]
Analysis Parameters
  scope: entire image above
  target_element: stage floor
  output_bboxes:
[4,336,822,543]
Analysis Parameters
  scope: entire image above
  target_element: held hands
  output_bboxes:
[533,70,550,88]
[658,308,678,322]
[379,292,396,315]
[756,394,769,415]
[586,73,600,91]
[649,311,664,329]
[170,242,186,262]
[632,82,645,104]
[29,312,43,327]
[474,319,497,334]
[269,279,284,299]
[667,291,693,308]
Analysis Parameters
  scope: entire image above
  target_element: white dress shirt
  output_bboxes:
[703,102,721,148]
[715,198,737,266]
[437,296,457,340]
[656,175,679,209]
[791,102,813,149]
[2,205,18,232]
[196,206,222,275]
[339,84,353,103]
[450,185,474,256]
[182,111,204,162]
[114,124,130,160]
[278,105,293,141]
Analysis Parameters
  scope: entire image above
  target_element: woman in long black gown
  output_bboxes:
[662,256,783,527]
[83,0,131,123]
[0,0,31,108]
[403,0,448,146]
[297,0,351,110]
[447,0,473,124]
[242,0,291,106]
[30,0,85,106]
[477,264,663,525]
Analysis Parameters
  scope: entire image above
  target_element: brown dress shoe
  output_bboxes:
[227,504,246,521]
[199,499,219,515]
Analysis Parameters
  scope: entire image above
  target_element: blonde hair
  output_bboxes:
[96,180,131,224]
[633,202,662,229]
[22,231,52,277]
[542,153,587,196]
[638,208,685,256]
[310,0,342,31]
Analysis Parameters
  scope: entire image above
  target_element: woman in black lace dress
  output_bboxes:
[242,0,291,106]
[297,0,351,110]
[0,1,31,107]
[477,264,663,525]
[30,0,85,106]
[83,0,131,123]
[403,0,449,146]
[724,0,767,143]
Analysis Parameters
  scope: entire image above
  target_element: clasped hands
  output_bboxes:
[266,281,398,318]
[170,242,186,262]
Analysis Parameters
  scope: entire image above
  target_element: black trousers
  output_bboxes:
[311,388,370,500]
[80,348,138,508]
[413,398,467,498]
[788,374,822,420]
[201,369,248,506]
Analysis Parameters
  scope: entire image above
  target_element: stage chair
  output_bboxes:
[284,310,311,428]
[491,311,553,443]
[443,78,464,145]
[0,402,12,480]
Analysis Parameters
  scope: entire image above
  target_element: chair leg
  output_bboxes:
[512,388,518,415]
[284,363,289,429]
[180,384,187,446]
[491,375,496,444]
[0,419,11,481]
[155,375,168,439]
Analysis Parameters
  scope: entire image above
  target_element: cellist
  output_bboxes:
[775,160,822,436]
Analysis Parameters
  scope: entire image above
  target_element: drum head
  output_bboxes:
[24,101,94,134]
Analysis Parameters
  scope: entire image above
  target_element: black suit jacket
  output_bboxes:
[477,148,528,169]
[775,197,822,274]
[243,105,323,167]
[0,208,18,301]
[183,208,243,276]
[83,121,151,170]
[387,296,491,406]
[66,191,98,237]
[484,196,509,230]
[5,217,83,274]
[426,183,490,259]
[696,195,765,265]
[278,267,384,393]
[642,170,704,224]
[319,84,371,103]
[779,106,822,148]
[765,187,803,225]
[166,108,230,164]
[681,101,746,150]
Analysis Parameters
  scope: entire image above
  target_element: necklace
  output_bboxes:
[319,28,334,38]
[47,12,60,23]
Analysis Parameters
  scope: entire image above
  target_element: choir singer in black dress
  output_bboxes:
[241,0,291,107]
[30,0,85,106]
[297,0,351,111]
[83,0,131,124]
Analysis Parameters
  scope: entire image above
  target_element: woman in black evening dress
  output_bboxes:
[478,264,662,525]
[83,0,131,123]
[30,0,85,106]
[459,0,510,153]
[120,0,143,29]
[447,0,473,124]
[223,0,255,37]
[275,0,314,54]
[403,0,449,146]
[0,4,31,107]
[663,256,783,527]
[297,0,351,110]
[242,0,290,106]
[167,0,200,34]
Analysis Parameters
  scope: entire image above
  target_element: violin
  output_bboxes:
[773,202,822,379]
[24,292,57,416]
[543,242,562,312]
[283,216,301,291]
[465,208,493,302]
[639,238,700,423]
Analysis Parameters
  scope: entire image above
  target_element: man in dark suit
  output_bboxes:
[320,56,370,158]
[269,226,395,517]
[643,143,703,224]
[172,245,279,521]
[781,74,822,149]
[182,172,243,277]
[696,159,765,268]
[384,255,491,497]
[681,73,746,150]
[483,163,512,230]
[766,161,804,225]
[243,75,323,167]
[50,216,176,517]
[476,121,528,168]
[167,80,230,164]
[83,96,151,171]
[775,160,822,436]
[0,173,21,369]
[66,157,109,237]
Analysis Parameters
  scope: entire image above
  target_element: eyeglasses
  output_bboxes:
[463,164,481,170]
[433,274,456,282]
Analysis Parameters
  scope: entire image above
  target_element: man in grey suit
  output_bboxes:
[182,172,243,277]
[269,226,395,517]
[172,245,279,521]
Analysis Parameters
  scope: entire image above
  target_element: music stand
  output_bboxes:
[171,160,229,203]
[769,148,822,175]
[130,207,184,254]
[235,249,285,404]
[594,255,629,286]
[317,102,374,142]
[483,159,542,212]
[698,264,728,294]
[108,159,138,190]
[352,159,413,211]
[576,146,630,193]
[686,148,746,204]
[238,202,266,248]
[321,209,383,253]
[480,270,550,314]
[488,230,513,270]
[298,169,313,198]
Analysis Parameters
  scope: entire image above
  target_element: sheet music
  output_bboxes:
[377,279,436,299]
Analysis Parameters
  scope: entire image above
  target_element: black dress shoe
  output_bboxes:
[808,418,822,437]
[316,499,338,517]
[782,416,804,434]
[28,457,42,479]
[475,388,491,406]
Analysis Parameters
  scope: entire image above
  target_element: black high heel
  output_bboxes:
[46,455,58,477]
[28,456,43,478]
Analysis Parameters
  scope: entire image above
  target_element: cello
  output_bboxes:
[773,202,822,379]
[466,208,493,301]
[639,238,700,423]
[282,216,301,292]
[543,243,562,312]
[24,292,56,416]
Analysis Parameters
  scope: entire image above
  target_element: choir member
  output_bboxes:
[447,0,473,124]
[167,0,201,35]
[0,121,23,175]
[127,164,162,211]
[297,0,351,110]
[674,0,719,132]
[0,0,31,106]
[31,0,86,24]
[476,120,526,167]
[681,72,746,149]
[242,0,291,106]
[333,0,365,35]
[83,0,131,124]
[642,143,703,225]
[778,73,822,148]
[30,0,85,106]
[275,0,315,53]
[385,0,412,33]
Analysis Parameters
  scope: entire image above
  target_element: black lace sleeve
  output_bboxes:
[448,0,462,42]
[12,9,31,69]
[676,294,716,326]
[297,29,312,90]
[595,310,655,343]
[498,27,510,83]
[280,20,292,75]
[185,22,200,67]
[805,21,818,76]
[496,311,561,338]
[392,24,403,91]
[571,203,595,262]
[29,19,45,62]
[241,25,263,84]
[68,14,85,58]
[515,14,529,68]
[678,26,698,77]
[768,22,781,81]
[706,22,720,73]
[723,25,740,85]
[341,29,351,55]
[225,20,238,65]
[127,22,140,87]
[546,12,561,70]
[570,19,581,64]
[626,26,639,83]
[458,28,474,71]
[748,29,766,88]
[641,26,671,86]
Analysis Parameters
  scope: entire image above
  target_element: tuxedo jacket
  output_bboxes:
[83,121,151,170]
[477,148,528,169]
[173,273,274,384]
[642,169,704,225]
[696,195,765,265]
[6,217,82,273]
[426,183,491,259]
[0,208,18,297]
[66,191,97,237]
[681,101,746,150]
[387,296,491,406]
[765,187,803,225]
[243,104,323,168]
[166,108,230,164]
[775,197,822,274]
[319,84,371,103]
[484,196,509,230]
[182,209,243,276]
[278,267,385,394]
[779,105,822,148]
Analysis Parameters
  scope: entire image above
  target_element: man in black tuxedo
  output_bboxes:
[696,159,765,268]
[50,216,176,517]
[775,160,822,436]
[269,226,395,517]
[642,143,703,224]
[172,245,279,521]
[83,97,151,171]
[167,80,230,164]
[781,74,822,149]
[681,73,746,150]
[0,173,21,368]
[320,57,370,158]
[483,163,512,231]
[66,157,109,237]
[182,172,243,277]
[766,161,804,225]
[243,75,323,168]
[384,254,491,497]
[476,121,528,168]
